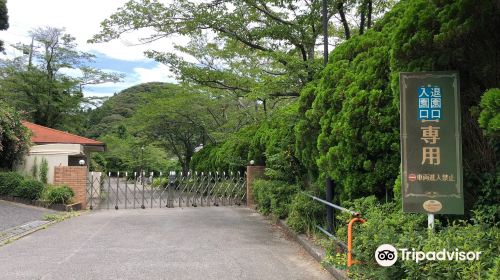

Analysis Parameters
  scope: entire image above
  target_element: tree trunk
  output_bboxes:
[337,2,350,40]
[367,0,373,29]
[322,0,328,66]
[359,1,366,35]
[183,145,194,174]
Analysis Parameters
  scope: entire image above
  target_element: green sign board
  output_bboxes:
[400,71,463,214]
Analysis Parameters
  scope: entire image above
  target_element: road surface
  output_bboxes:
[0,207,333,280]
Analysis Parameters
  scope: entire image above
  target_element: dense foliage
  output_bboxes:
[85,82,171,138]
[93,133,176,173]
[295,0,500,207]
[42,185,75,205]
[91,0,394,105]
[85,83,181,172]
[12,178,44,200]
[0,171,23,195]
[0,27,122,131]
[287,190,326,234]
[252,179,300,219]
[191,103,304,178]
[332,196,500,279]
[478,88,500,139]
[193,0,500,207]
[0,103,31,169]
[190,125,257,172]
[0,0,7,52]
[0,171,75,204]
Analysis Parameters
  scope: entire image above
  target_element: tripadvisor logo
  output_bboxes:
[375,244,398,267]
[375,244,482,267]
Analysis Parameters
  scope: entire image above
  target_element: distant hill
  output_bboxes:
[85,82,177,138]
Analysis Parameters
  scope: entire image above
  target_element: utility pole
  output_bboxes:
[326,177,334,233]
[140,146,145,183]
[323,0,334,234]
[322,0,328,66]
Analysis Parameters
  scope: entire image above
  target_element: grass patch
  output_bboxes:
[43,211,81,222]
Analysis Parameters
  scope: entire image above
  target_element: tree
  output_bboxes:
[127,83,256,173]
[131,89,220,173]
[296,0,500,207]
[0,27,123,129]
[0,103,30,170]
[90,0,393,108]
[0,66,82,128]
[0,0,8,53]
[85,82,173,138]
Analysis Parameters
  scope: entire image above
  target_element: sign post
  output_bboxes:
[400,71,463,215]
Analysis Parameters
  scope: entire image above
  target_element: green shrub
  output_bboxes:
[330,196,500,279]
[0,172,24,195]
[0,103,31,169]
[402,222,500,279]
[39,158,48,184]
[287,192,326,234]
[31,157,38,178]
[487,256,500,279]
[190,125,258,172]
[152,177,168,189]
[249,104,305,183]
[253,179,273,215]
[42,185,75,205]
[253,179,299,219]
[13,179,44,200]
[478,88,500,138]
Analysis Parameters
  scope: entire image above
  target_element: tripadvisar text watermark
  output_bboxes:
[375,244,482,267]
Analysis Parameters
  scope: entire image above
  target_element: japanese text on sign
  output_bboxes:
[400,71,463,214]
[418,86,442,120]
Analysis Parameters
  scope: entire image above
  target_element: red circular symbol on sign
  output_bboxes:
[408,174,417,182]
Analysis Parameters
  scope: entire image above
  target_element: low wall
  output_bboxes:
[246,165,265,208]
[54,166,87,209]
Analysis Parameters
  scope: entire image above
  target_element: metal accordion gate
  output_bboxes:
[86,171,247,210]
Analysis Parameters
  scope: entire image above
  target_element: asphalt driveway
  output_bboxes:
[0,207,333,280]
[0,200,55,232]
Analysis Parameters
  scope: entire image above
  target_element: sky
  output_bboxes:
[0,0,183,97]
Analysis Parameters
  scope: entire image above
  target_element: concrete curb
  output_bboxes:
[0,220,56,246]
[0,196,82,211]
[0,211,86,246]
[276,219,348,280]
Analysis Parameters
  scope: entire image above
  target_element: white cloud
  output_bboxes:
[83,62,177,98]
[0,0,189,62]
[2,0,191,99]
[59,67,84,78]
[134,63,176,84]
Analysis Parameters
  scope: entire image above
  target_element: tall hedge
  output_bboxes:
[249,104,305,183]
[296,6,402,201]
[296,0,500,208]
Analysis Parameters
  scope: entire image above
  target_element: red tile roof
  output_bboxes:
[22,121,104,146]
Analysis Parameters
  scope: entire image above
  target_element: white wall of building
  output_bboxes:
[16,144,84,184]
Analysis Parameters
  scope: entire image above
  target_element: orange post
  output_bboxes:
[347,217,366,267]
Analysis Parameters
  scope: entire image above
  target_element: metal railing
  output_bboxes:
[305,191,365,268]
